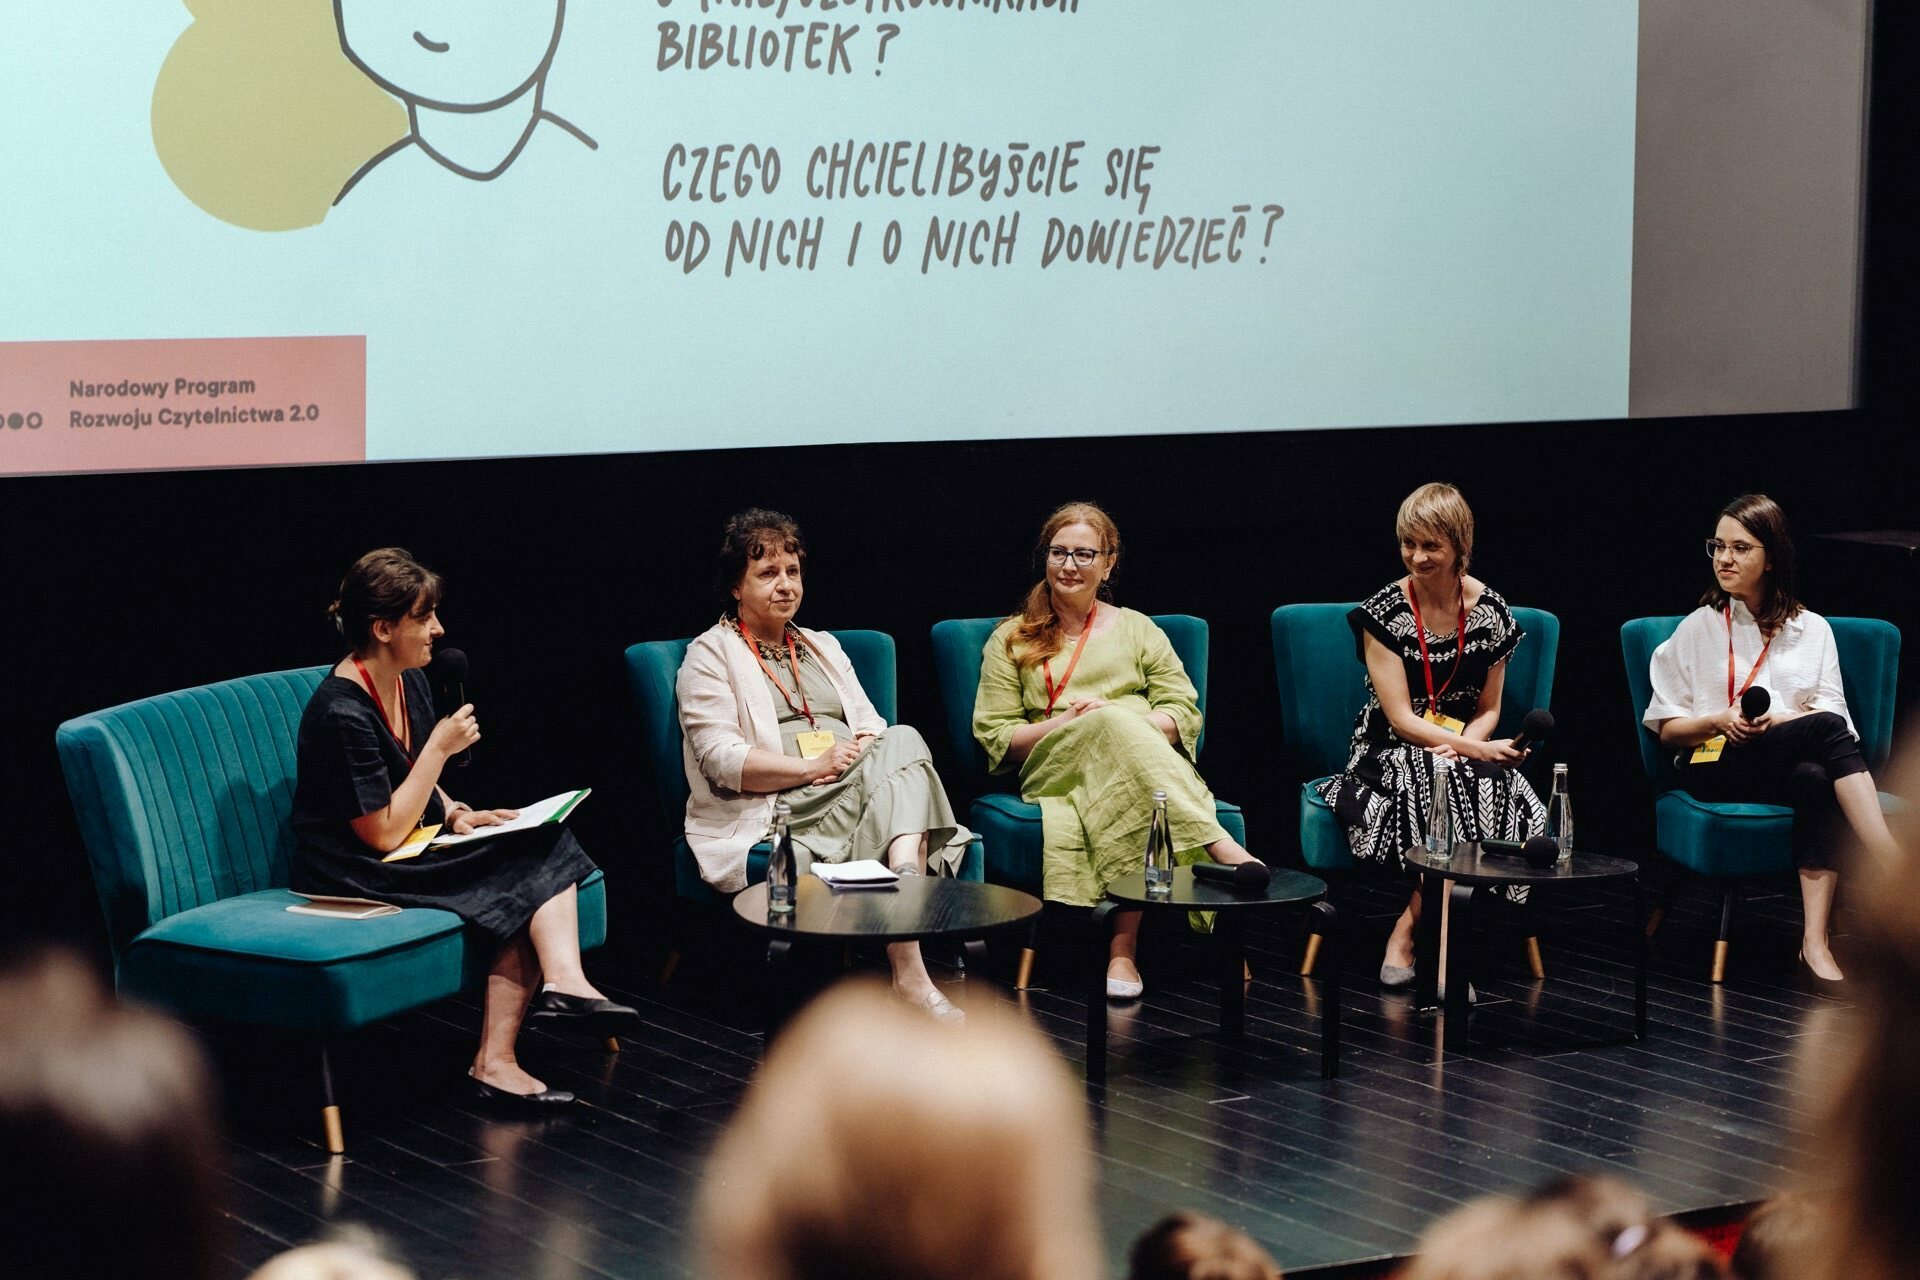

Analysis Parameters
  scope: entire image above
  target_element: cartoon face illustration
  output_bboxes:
[334,0,566,110]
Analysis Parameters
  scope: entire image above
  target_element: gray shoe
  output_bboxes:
[1379,961,1416,990]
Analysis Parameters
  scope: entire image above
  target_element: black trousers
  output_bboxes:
[1675,711,1868,871]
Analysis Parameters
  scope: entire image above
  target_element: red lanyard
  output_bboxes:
[351,659,412,759]
[1725,604,1773,707]
[742,626,816,730]
[1405,582,1465,711]
[1042,602,1097,716]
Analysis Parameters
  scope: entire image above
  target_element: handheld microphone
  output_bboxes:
[1740,685,1771,722]
[1189,860,1272,894]
[427,648,472,768]
[1509,709,1554,753]
[1522,835,1560,868]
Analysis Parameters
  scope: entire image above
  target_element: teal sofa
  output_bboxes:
[56,665,607,1152]
[1622,615,1900,980]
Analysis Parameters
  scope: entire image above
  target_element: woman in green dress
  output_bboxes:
[678,509,973,1021]
[973,502,1264,1000]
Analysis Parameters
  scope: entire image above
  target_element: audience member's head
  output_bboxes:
[246,1227,417,1280]
[697,979,1102,1280]
[1401,1174,1724,1280]
[0,949,223,1280]
[1128,1211,1283,1280]
[1788,777,1920,1280]
[1729,1193,1822,1280]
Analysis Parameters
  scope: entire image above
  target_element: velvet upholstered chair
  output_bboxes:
[623,630,983,976]
[1273,603,1561,976]
[1622,615,1901,981]
[55,666,609,1153]
[929,614,1247,989]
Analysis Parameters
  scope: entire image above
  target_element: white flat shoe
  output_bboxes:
[1106,975,1145,1000]
[897,988,966,1024]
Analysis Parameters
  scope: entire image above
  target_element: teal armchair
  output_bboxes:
[1273,603,1560,974]
[623,630,983,923]
[930,614,1246,989]
[56,667,607,1153]
[1622,615,1900,981]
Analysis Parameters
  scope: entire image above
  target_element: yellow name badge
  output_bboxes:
[1422,709,1467,734]
[795,730,837,760]
[1690,735,1727,765]
[383,823,441,863]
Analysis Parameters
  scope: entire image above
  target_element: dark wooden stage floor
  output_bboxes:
[209,874,1834,1279]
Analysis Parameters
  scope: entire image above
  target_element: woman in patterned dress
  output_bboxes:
[1316,483,1544,987]
[973,501,1264,1001]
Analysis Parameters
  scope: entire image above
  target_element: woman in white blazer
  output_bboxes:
[676,509,972,1021]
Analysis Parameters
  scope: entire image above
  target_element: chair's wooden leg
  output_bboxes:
[1243,959,1253,983]
[1712,887,1737,983]
[1015,947,1037,991]
[1645,860,1682,938]
[603,1037,621,1053]
[319,1044,345,1155]
[1525,935,1546,979]
[1299,931,1323,976]
[658,949,681,986]
[1644,907,1667,939]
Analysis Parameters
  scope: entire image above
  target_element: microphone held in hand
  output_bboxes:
[427,647,472,768]
[1740,685,1771,722]
[1189,860,1272,895]
[1509,709,1554,753]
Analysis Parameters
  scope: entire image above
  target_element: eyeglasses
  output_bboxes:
[1705,539,1763,560]
[1045,546,1104,568]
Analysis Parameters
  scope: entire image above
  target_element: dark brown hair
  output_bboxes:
[716,509,807,615]
[1699,494,1801,635]
[328,547,443,651]
[1004,501,1122,671]
[1128,1212,1283,1280]
[0,950,223,1280]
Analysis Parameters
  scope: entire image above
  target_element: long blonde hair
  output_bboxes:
[1004,501,1122,671]
[697,980,1103,1280]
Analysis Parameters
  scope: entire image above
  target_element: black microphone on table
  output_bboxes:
[1508,708,1554,753]
[1189,860,1272,895]
[427,647,472,768]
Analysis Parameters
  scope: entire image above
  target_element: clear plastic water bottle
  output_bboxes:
[768,801,797,916]
[1546,763,1573,864]
[1143,790,1174,897]
[1426,757,1455,860]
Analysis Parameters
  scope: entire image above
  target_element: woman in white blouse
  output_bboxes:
[1644,494,1898,989]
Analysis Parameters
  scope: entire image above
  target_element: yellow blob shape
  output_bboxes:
[152,0,407,232]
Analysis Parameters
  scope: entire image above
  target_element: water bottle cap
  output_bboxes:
[1151,789,1168,801]
[1553,763,1568,774]
[774,800,792,816]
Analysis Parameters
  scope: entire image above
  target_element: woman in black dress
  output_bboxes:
[291,548,635,1109]
[1316,484,1545,987]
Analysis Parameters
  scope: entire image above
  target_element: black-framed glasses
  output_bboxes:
[1045,546,1103,568]
[1705,538,1763,560]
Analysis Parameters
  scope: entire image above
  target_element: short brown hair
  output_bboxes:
[715,509,807,614]
[328,547,443,650]
[1129,1212,1283,1280]
[0,950,223,1280]
[1396,483,1475,575]
[697,979,1103,1280]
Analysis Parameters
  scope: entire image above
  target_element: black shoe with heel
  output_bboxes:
[1798,950,1846,999]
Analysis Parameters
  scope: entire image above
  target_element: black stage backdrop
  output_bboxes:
[5,11,1916,969]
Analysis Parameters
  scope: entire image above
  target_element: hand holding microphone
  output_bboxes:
[1722,686,1770,743]
[427,648,474,767]
[1508,709,1554,754]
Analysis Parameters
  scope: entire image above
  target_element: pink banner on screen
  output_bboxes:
[0,336,365,476]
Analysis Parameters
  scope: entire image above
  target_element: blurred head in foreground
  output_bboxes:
[0,949,222,1280]
[246,1226,418,1280]
[1128,1211,1283,1280]
[1401,1174,1724,1280]
[697,979,1102,1280]
[1789,758,1920,1280]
